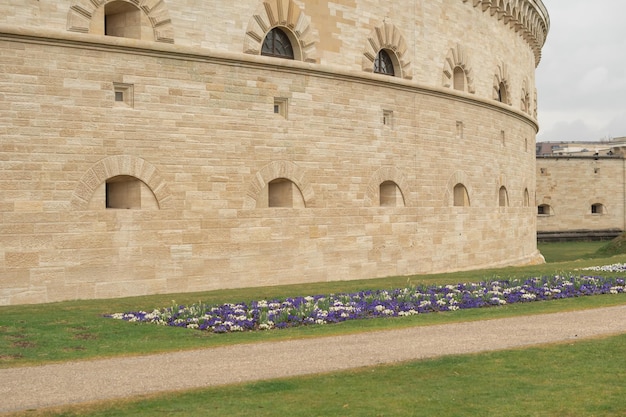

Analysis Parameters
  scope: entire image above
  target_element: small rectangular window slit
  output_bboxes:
[383,110,393,127]
[274,97,288,118]
[113,82,134,108]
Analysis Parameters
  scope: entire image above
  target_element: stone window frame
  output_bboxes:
[67,0,174,43]
[373,49,396,76]
[261,27,295,60]
[243,0,318,63]
[362,22,412,80]
[444,171,472,208]
[382,109,394,127]
[442,44,475,93]
[113,82,134,108]
[274,97,288,118]
[453,183,470,207]
[493,63,512,105]
[591,203,606,215]
[105,175,142,209]
[379,180,406,207]
[364,167,410,208]
[71,155,173,210]
[498,186,509,207]
[244,161,315,209]
[523,188,530,207]
[267,178,305,208]
[537,204,552,216]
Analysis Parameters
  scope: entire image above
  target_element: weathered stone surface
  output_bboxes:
[0,0,548,305]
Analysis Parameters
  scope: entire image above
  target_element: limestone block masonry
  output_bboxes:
[0,0,548,305]
[536,156,626,239]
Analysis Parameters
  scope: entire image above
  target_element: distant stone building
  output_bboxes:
[536,140,626,241]
[0,0,548,305]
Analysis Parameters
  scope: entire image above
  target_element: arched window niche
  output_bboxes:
[379,181,405,207]
[497,82,509,104]
[266,178,305,208]
[523,188,530,207]
[498,186,509,207]
[537,204,552,216]
[453,66,466,91]
[90,1,154,41]
[591,203,605,215]
[374,49,396,76]
[101,175,159,210]
[453,183,470,207]
[261,27,295,60]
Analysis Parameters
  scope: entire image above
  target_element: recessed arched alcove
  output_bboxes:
[66,0,175,43]
[244,161,314,209]
[70,155,173,210]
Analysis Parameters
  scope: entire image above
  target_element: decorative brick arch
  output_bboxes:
[588,198,608,214]
[443,171,473,206]
[66,0,174,43]
[244,161,315,209]
[493,62,512,105]
[520,176,533,207]
[520,77,532,115]
[364,166,410,207]
[362,22,413,80]
[496,173,510,207]
[243,0,319,63]
[71,155,173,210]
[442,44,475,93]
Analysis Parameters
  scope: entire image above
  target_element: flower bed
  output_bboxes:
[107,274,626,333]
[581,263,626,272]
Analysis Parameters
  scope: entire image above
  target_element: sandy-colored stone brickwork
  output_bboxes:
[536,156,626,237]
[0,0,548,305]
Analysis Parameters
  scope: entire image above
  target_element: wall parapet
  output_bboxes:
[463,0,549,65]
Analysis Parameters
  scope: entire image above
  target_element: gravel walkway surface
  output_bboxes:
[1,305,625,414]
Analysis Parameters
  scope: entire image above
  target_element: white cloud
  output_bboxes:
[536,0,626,142]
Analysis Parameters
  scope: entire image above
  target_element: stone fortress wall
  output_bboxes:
[536,154,626,241]
[0,0,548,305]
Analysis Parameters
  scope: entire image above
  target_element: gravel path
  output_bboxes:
[1,305,625,414]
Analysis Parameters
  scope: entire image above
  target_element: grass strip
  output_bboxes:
[9,333,626,417]
[1,242,624,369]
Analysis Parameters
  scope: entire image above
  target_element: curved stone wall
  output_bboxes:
[0,0,547,304]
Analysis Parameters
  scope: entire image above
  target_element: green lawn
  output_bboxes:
[1,242,624,368]
[16,333,625,417]
[537,240,607,262]
[2,242,626,416]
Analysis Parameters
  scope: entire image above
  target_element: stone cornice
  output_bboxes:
[463,0,549,65]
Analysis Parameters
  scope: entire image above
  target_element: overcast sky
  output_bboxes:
[536,0,626,142]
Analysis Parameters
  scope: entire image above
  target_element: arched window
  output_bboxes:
[105,175,158,209]
[537,204,551,216]
[268,178,304,208]
[453,66,466,91]
[591,203,605,215]
[523,188,530,207]
[453,183,470,207]
[102,1,149,40]
[498,186,508,207]
[521,91,531,114]
[497,82,508,103]
[261,28,294,59]
[379,181,404,207]
[374,50,395,76]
